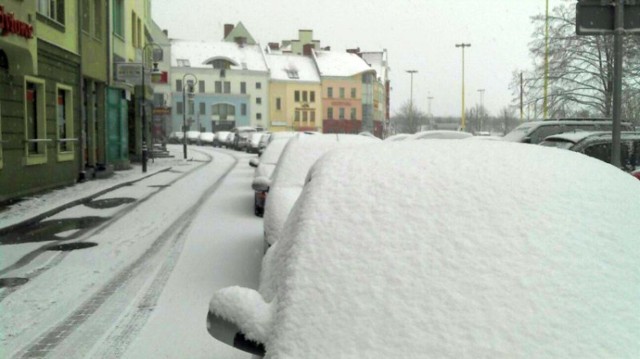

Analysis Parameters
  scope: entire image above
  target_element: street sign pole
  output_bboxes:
[611,0,624,168]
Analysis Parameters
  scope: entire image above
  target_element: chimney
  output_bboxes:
[162,29,168,37]
[224,24,234,38]
[303,44,313,56]
[268,42,280,50]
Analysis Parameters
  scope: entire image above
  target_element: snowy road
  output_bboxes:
[0,146,262,358]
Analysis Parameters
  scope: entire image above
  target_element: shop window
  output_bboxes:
[56,85,75,161]
[38,0,66,25]
[24,77,48,165]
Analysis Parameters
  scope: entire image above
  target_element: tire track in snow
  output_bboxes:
[11,150,239,359]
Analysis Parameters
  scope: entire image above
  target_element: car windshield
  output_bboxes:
[3,1,640,358]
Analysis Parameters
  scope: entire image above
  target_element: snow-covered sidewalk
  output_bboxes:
[0,146,199,231]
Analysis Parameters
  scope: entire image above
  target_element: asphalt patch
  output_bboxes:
[0,277,29,288]
[0,217,108,245]
[85,197,136,209]
[46,242,98,251]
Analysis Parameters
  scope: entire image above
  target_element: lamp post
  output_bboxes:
[140,42,163,173]
[182,73,197,159]
[406,70,417,131]
[455,43,471,131]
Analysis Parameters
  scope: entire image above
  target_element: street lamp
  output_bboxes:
[406,70,417,131]
[182,73,198,159]
[455,43,471,131]
[140,42,163,173]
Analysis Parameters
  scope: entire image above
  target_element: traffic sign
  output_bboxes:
[576,0,640,35]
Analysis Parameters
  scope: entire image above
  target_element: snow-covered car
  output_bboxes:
[198,132,215,146]
[263,134,380,247]
[185,131,201,145]
[257,132,271,155]
[384,133,410,141]
[539,131,640,171]
[232,126,257,151]
[251,138,290,217]
[407,130,473,140]
[246,132,264,154]
[225,132,236,148]
[207,140,640,357]
[168,131,184,144]
[502,119,633,144]
[213,131,230,147]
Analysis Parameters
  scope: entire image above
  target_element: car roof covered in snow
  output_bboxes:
[213,140,640,357]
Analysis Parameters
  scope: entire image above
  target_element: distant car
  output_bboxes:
[225,132,236,148]
[539,131,640,171]
[185,131,201,145]
[168,132,184,144]
[407,130,473,140]
[213,131,230,147]
[207,140,640,357]
[503,119,634,144]
[199,132,215,146]
[263,134,380,247]
[257,132,271,155]
[232,126,258,151]
[251,138,290,217]
[246,132,264,154]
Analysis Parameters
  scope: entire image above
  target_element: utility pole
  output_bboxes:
[406,70,418,132]
[455,43,471,131]
[543,0,550,119]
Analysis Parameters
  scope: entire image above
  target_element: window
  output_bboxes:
[276,98,281,110]
[310,91,315,103]
[82,0,90,32]
[224,81,231,93]
[176,79,182,92]
[327,107,333,120]
[94,0,102,39]
[256,97,262,105]
[176,101,183,115]
[241,104,247,116]
[328,87,333,98]
[153,93,164,106]
[285,69,299,79]
[339,88,345,99]
[176,59,190,67]
[24,77,48,164]
[256,82,262,89]
[199,102,206,115]
[137,17,142,48]
[339,108,345,119]
[199,81,205,93]
[56,86,74,159]
[294,91,300,102]
[38,0,65,25]
[215,81,222,93]
[302,111,308,122]
[351,88,356,98]
[302,91,308,102]
[113,0,124,36]
[351,107,357,120]
[131,12,137,47]
[310,111,316,122]
[211,104,235,120]
[257,113,262,120]
[240,82,246,94]
[188,101,194,115]
[295,110,300,122]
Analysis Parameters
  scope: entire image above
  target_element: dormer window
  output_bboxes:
[285,69,299,79]
[177,59,191,67]
[212,59,231,69]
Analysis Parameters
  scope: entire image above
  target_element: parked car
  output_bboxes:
[246,132,264,154]
[263,134,379,248]
[257,132,271,155]
[168,131,184,144]
[207,140,640,357]
[185,131,201,145]
[539,131,640,172]
[213,131,230,147]
[225,132,236,148]
[232,126,258,151]
[198,132,215,146]
[251,138,290,217]
[503,119,634,144]
[384,133,410,141]
[407,130,473,140]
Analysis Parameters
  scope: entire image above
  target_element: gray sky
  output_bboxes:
[152,0,563,117]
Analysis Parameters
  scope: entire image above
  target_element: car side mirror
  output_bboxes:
[249,158,259,168]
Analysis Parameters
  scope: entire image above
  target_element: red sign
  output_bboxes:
[0,6,34,39]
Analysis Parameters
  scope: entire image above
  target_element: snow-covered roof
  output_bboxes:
[210,140,640,357]
[170,40,268,71]
[360,51,388,81]
[408,130,473,140]
[266,54,320,82]
[262,134,379,245]
[313,50,375,77]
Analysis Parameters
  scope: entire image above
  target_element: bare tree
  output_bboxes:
[390,100,429,134]
[511,0,640,121]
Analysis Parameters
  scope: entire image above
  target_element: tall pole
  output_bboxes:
[611,0,624,168]
[543,0,550,119]
[141,51,148,172]
[455,43,471,131]
[182,73,198,160]
[406,70,418,131]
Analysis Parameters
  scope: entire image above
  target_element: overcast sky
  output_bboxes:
[152,0,565,117]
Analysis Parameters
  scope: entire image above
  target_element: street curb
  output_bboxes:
[0,167,173,236]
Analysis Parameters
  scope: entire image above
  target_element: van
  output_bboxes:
[503,119,633,144]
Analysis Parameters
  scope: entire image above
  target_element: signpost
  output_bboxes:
[576,0,640,168]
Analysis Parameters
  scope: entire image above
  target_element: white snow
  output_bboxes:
[266,54,321,83]
[171,39,269,71]
[408,130,473,140]
[215,140,640,358]
[313,50,375,77]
